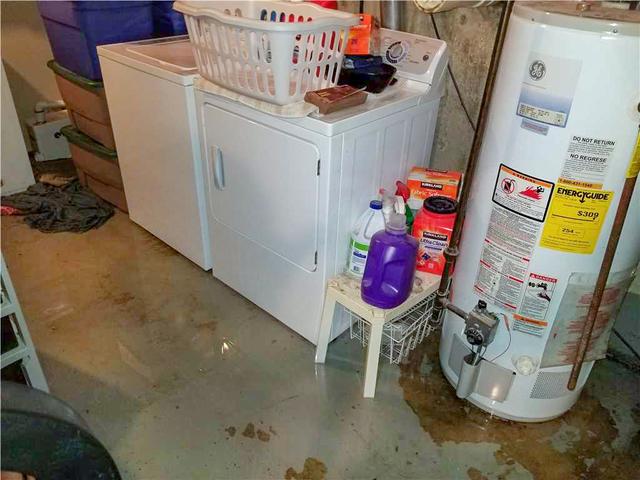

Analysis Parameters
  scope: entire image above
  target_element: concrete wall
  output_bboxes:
[1,63,35,194]
[339,1,502,171]
[1,0,60,149]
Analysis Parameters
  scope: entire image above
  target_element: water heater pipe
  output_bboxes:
[567,131,639,390]
[431,0,514,325]
[380,0,405,30]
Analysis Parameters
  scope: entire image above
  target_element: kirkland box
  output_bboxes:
[407,167,462,211]
[38,1,155,80]
[61,126,127,212]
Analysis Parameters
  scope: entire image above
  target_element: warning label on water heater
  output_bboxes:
[493,165,554,222]
[513,273,558,337]
[540,186,614,254]
[558,135,616,189]
[475,165,554,311]
[474,236,529,311]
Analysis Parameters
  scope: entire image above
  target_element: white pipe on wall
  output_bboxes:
[33,100,66,124]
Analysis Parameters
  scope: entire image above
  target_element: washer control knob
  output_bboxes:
[385,41,407,64]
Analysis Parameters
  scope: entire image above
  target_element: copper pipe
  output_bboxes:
[567,172,638,390]
[431,0,514,324]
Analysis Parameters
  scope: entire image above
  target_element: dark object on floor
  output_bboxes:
[1,381,121,479]
[1,181,114,233]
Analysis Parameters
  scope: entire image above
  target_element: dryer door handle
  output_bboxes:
[211,145,226,190]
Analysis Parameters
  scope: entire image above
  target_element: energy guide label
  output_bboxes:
[540,186,613,254]
[627,131,640,179]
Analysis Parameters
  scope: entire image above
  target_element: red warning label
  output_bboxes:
[492,164,554,222]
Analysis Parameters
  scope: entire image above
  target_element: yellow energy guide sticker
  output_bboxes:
[626,131,640,179]
[540,186,613,254]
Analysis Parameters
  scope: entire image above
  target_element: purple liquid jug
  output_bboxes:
[361,214,418,308]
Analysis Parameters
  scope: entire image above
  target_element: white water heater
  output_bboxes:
[440,3,640,421]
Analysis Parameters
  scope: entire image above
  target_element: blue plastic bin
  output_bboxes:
[38,1,155,80]
[153,1,187,37]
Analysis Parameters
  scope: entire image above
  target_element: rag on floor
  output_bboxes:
[1,180,114,233]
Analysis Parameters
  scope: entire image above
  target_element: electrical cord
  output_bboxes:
[489,313,511,362]
[429,13,477,131]
[471,343,487,366]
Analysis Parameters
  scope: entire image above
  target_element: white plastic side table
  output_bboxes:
[315,272,439,398]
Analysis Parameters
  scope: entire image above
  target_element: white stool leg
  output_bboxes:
[363,319,384,398]
[315,290,337,364]
[22,353,49,392]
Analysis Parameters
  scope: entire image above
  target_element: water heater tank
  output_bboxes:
[440,3,640,421]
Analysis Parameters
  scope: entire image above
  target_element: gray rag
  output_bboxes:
[2,181,114,233]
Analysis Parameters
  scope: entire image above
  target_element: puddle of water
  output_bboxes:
[398,340,640,479]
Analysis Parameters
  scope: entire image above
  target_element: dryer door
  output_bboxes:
[204,104,320,272]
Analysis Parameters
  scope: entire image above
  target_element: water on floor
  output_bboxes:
[1,212,638,479]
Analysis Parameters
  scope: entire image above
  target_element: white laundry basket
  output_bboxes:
[174,1,358,105]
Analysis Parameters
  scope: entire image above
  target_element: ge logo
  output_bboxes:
[501,178,516,194]
[529,60,546,81]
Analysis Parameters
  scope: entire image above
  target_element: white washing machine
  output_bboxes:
[197,29,448,343]
[98,37,211,270]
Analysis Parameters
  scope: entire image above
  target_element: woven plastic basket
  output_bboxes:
[174,1,358,105]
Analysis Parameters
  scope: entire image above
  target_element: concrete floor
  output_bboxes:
[2,212,639,480]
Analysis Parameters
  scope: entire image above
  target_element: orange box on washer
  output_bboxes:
[406,167,462,211]
[345,14,380,55]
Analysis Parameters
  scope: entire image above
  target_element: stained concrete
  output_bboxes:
[2,212,639,480]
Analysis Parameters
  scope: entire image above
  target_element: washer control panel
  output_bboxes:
[380,28,448,85]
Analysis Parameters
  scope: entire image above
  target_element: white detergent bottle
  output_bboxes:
[347,200,386,277]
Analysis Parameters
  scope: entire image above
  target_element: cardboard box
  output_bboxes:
[345,14,380,55]
[304,85,367,114]
[407,167,462,210]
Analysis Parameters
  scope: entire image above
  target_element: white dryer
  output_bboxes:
[197,29,448,343]
[98,37,211,270]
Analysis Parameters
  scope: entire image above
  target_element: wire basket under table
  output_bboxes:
[349,294,436,364]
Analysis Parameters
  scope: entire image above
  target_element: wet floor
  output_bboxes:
[2,212,638,479]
